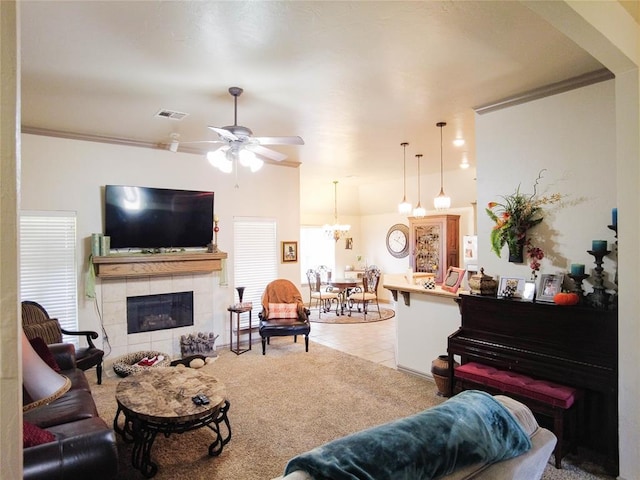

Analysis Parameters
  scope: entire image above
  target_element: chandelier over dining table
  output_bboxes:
[323,180,350,241]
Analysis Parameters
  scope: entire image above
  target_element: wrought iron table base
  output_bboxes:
[114,400,231,478]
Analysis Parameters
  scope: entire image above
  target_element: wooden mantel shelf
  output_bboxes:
[92,252,228,279]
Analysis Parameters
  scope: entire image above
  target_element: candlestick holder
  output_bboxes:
[567,273,589,303]
[208,217,220,253]
[586,249,610,309]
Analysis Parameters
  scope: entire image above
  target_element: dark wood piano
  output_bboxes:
[448,294,618,475]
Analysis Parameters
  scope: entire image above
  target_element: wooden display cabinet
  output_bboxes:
[409,215,460,284]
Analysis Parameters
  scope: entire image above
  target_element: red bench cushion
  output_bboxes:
[455,362,579,409]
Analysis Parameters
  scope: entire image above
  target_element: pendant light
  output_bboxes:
[413,154,426,217]
[323,180,351,241]
[434,121,451,210]
[398,142,412,214]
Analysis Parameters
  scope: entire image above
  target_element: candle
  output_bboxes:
[612,208,617,226]
[592,240,607,252]
[570,264,585,276]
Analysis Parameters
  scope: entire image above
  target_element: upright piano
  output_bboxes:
[447,294,618,475]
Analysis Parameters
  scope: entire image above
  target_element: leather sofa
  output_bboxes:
[273,395,556,480]
[23,343,118,480]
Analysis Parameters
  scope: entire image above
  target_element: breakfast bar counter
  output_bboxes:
[383,275,464,379]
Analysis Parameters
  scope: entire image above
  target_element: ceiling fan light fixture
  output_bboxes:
[249,157,264,172]
[434,122,451,211]
[238,148,256,167]
[398,142,412,214]
[207,148,233,173]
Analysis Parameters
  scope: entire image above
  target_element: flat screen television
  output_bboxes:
[105,185,214,250]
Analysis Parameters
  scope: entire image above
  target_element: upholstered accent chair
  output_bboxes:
[306,269,340,318]
[21,300,105,384]
[347,265,381,320]
[259,279,311,355]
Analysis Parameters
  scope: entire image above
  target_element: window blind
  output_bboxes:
[20,211,79,344]
[233,218,277,328]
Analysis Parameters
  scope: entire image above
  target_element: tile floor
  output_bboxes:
[309,315,397,369]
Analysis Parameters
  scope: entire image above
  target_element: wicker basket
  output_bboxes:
[112,350,171,377]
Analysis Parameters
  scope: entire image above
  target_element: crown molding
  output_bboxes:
[20,126,300,168]
[474,68,614,115]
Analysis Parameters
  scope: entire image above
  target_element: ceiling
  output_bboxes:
[20,1,606,213]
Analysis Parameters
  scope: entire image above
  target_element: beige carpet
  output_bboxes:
[93,340,614,480]
[308,306,395,324]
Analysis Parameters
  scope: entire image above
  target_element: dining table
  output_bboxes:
[329,278,361,315]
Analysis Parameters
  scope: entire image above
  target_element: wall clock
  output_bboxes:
[386,224,410,258]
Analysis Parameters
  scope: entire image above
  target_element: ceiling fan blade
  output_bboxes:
[208,126,238,141]
[249,145,288,162]
[179,140,226,145]
[254,136,305,146]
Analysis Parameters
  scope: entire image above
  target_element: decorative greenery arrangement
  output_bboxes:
[486,170,561,260]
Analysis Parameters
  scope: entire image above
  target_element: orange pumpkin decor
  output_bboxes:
[553,292,579,306]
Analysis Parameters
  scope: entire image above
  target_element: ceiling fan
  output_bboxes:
[175,87,304,173]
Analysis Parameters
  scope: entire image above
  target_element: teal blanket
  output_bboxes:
[284,390,531,480]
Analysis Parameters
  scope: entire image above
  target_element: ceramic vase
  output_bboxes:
[430,354,459,397]
[508,237,525,263]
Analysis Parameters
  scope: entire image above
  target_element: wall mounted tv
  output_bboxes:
[105,185,214,250]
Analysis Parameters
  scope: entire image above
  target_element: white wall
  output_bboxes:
[476,80,617,291]
[20,134,301,352]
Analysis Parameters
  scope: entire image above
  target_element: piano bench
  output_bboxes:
[454,361,583,470]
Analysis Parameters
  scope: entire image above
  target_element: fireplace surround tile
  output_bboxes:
[100,272,220,371]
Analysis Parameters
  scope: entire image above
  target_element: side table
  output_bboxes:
[227,304,252,355]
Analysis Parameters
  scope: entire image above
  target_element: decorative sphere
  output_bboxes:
[214,226,219,233]
[189,358,205,369]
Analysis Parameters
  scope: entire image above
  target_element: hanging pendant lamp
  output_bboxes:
[434,121,451,210]
[323,180,351,241]
[413,154,426,217]
[398,142,412,214]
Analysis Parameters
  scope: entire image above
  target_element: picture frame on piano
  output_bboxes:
[537,273,564,303]
[497,276,526,298]
[522,280,536,301]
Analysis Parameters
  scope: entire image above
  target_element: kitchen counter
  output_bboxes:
[382,274,464,379]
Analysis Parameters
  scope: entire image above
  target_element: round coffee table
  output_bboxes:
[114,367,231,478]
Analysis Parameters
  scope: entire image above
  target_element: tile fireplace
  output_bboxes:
[100,273,219,371]
[126,291,194,334]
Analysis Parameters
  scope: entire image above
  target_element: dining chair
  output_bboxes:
[306,269,340,318]
[316,265,340,293]
[347,265,381,320]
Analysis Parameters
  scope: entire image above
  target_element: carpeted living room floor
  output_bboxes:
[93,339,615,480]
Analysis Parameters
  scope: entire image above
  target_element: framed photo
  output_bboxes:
[537,273,564,303]
[345,237,353,250]
[463,235,478,261]
[522,281,536,301]
[441,266,466,293]
[497,277,526,298]
[281,241,298,263]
